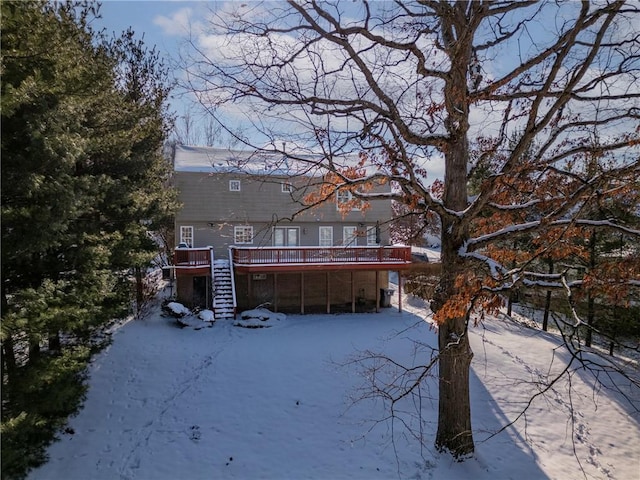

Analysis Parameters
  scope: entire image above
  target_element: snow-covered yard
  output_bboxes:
[29,287,639,480]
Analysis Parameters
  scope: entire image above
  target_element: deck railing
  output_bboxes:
[174,247,211,267]
[231,246,411,266]
[227,247,238,314]
[175,246,412,269]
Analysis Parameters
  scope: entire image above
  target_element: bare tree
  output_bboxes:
[181,0,640,458]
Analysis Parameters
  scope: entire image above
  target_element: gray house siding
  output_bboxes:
[175,170,392,257]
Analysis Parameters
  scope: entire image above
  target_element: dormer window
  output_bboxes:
[281,182,293,193]
[229,180,241,191]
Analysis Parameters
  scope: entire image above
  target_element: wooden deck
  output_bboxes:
[173,248,212,276]
[173,245,411,314]
[173,246,412,275]
[231,246,412,273]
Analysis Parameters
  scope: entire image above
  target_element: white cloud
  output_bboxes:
[153,7,194,37]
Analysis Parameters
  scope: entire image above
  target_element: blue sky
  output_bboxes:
[96,1,186,57]
[95,1,202,117]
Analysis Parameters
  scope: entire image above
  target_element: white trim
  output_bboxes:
[281,182,293,193]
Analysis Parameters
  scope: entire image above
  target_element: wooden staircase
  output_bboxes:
[212,259,235,320]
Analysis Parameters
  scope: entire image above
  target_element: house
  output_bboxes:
[172,145,411,318]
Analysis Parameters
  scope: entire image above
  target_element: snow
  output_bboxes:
[412,245,441,262]
[165,301,190,316]
[235,307,286,328]
[197,309,215,322]
[29,285,639,480]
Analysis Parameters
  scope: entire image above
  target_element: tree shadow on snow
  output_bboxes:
[469,315,640,479]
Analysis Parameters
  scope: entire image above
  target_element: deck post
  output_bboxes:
[300,272,305,315]
[375,270,380,313]
[274,273,278,312]
[326,271,330,314]
[397,271,403,313]
[351,271,355,313]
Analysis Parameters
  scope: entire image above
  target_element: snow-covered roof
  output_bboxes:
[173,144,324,176]
[173,144,384,178]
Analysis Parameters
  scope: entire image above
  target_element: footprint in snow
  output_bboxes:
[189,425,201,442]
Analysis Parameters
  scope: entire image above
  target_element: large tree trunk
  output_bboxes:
[434,223,474,457]
[437,320,474,456]
[433,59,475,454]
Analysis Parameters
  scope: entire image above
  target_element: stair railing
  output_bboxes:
[228,247,238,319]
[209,247,215,311]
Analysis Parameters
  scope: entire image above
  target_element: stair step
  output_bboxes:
[211,262,234,319]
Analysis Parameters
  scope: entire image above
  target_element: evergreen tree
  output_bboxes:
[1,2,176,478]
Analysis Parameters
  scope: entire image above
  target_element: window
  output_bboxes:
[342,226,358,246]
[336,189,359,211]
[274,227,299,246]
[180,226,193,247]
[229,180,241,191]
[319,226,333,247]
[367,226,379,245]
[281,182,293,193]
[234,225,253,244]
